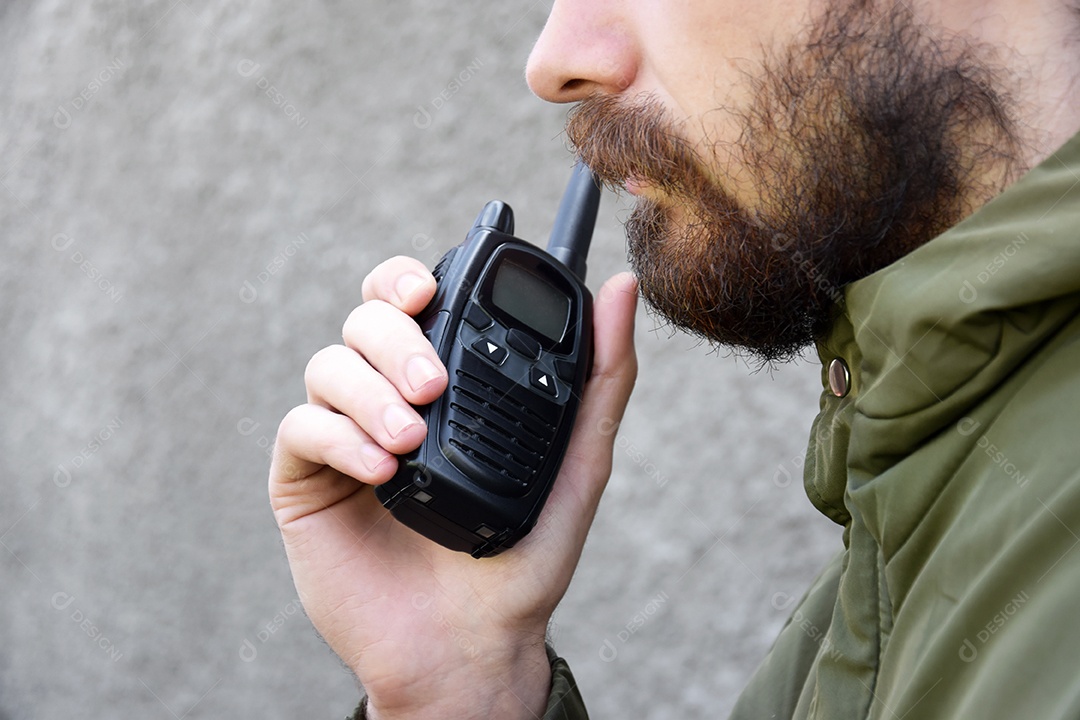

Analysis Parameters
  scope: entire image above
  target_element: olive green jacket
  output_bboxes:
[544,131,1080,719]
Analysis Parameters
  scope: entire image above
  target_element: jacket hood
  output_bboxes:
[806,131,1080,529]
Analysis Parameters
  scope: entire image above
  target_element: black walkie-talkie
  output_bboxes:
[375,161,601,558]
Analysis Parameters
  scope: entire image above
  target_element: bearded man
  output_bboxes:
[269,0,1080,717]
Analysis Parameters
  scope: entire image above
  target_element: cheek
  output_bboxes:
[629,1,817,197]
[636,1,812,110]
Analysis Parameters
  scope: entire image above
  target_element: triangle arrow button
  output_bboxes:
[471,338,508,365]
[530,367,557,397]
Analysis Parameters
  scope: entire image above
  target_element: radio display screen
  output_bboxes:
[490,259,570,342]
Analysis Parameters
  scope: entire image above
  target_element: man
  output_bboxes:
[269,0,1080,717]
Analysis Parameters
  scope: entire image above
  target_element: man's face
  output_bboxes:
[527,0,1021,363]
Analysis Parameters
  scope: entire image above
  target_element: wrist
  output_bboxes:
[364,636,552,720]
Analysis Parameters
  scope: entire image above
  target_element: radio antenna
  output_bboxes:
[546,160,601,282]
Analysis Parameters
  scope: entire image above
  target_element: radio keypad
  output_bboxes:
[529,367,558,397]
[460,312,573,403]
[554,358,576,382]
[463,303,493,331]
[506,329,542,360]
[471,337,508,365]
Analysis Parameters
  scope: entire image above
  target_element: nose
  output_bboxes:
[526,1,639,103]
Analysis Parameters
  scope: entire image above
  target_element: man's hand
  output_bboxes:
[269,255,638,720]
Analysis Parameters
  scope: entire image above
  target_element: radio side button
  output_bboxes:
[432,247,457,283]
[420,310,452,354]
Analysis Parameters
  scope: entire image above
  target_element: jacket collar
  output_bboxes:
[805,131,1080,525]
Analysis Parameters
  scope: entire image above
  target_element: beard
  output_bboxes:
[566,0,1023,364]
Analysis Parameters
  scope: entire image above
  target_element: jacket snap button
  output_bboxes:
[828,358,851,398]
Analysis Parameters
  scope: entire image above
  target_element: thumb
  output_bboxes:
[545,271,638,540]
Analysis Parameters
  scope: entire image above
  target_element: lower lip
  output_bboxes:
[625,178,646,196]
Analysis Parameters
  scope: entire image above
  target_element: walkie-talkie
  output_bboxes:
[375,161,601,558]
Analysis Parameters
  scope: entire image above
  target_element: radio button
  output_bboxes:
[432,247,457,283]
[554,358,576,382]
[530,367,558,397]
[463,303,493,330]
[507,329,542,359]
[472,338,508,365]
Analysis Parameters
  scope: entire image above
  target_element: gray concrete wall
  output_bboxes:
[0,2,840,717]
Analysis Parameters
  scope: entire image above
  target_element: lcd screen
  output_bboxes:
[490,259,570,342]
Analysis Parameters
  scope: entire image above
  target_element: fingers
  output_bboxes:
[269,403,398,525]
[312,291,448,454]
[342,300,447,406]
[361,255,437,313]
[273,403,396,483]
[586,271,639,403]
[271,255,444,526]
[572,272,640,453]
[308,256,447,455]
[304,344,430,455]
[543,272,639,538]
[273,256,448,521]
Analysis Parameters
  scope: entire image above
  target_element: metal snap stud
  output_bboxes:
[828,358,851,398]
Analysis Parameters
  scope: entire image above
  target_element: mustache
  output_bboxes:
[564,94,716,198]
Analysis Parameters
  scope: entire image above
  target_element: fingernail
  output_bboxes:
[394,274,426,305]
[384,405,421,440]
[405,356,443,394]
[360,444,392,474]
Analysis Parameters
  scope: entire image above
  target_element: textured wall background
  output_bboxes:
[0,1,840,717]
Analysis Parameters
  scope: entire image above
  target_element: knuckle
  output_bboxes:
[342,299,394,342]
[362,257,403,295]
[275,404,312,447]
[304,344,350,387]
[308,425,348,463]
[386,254,426,275]
[362,255,425,301]
[338,378,378,416]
